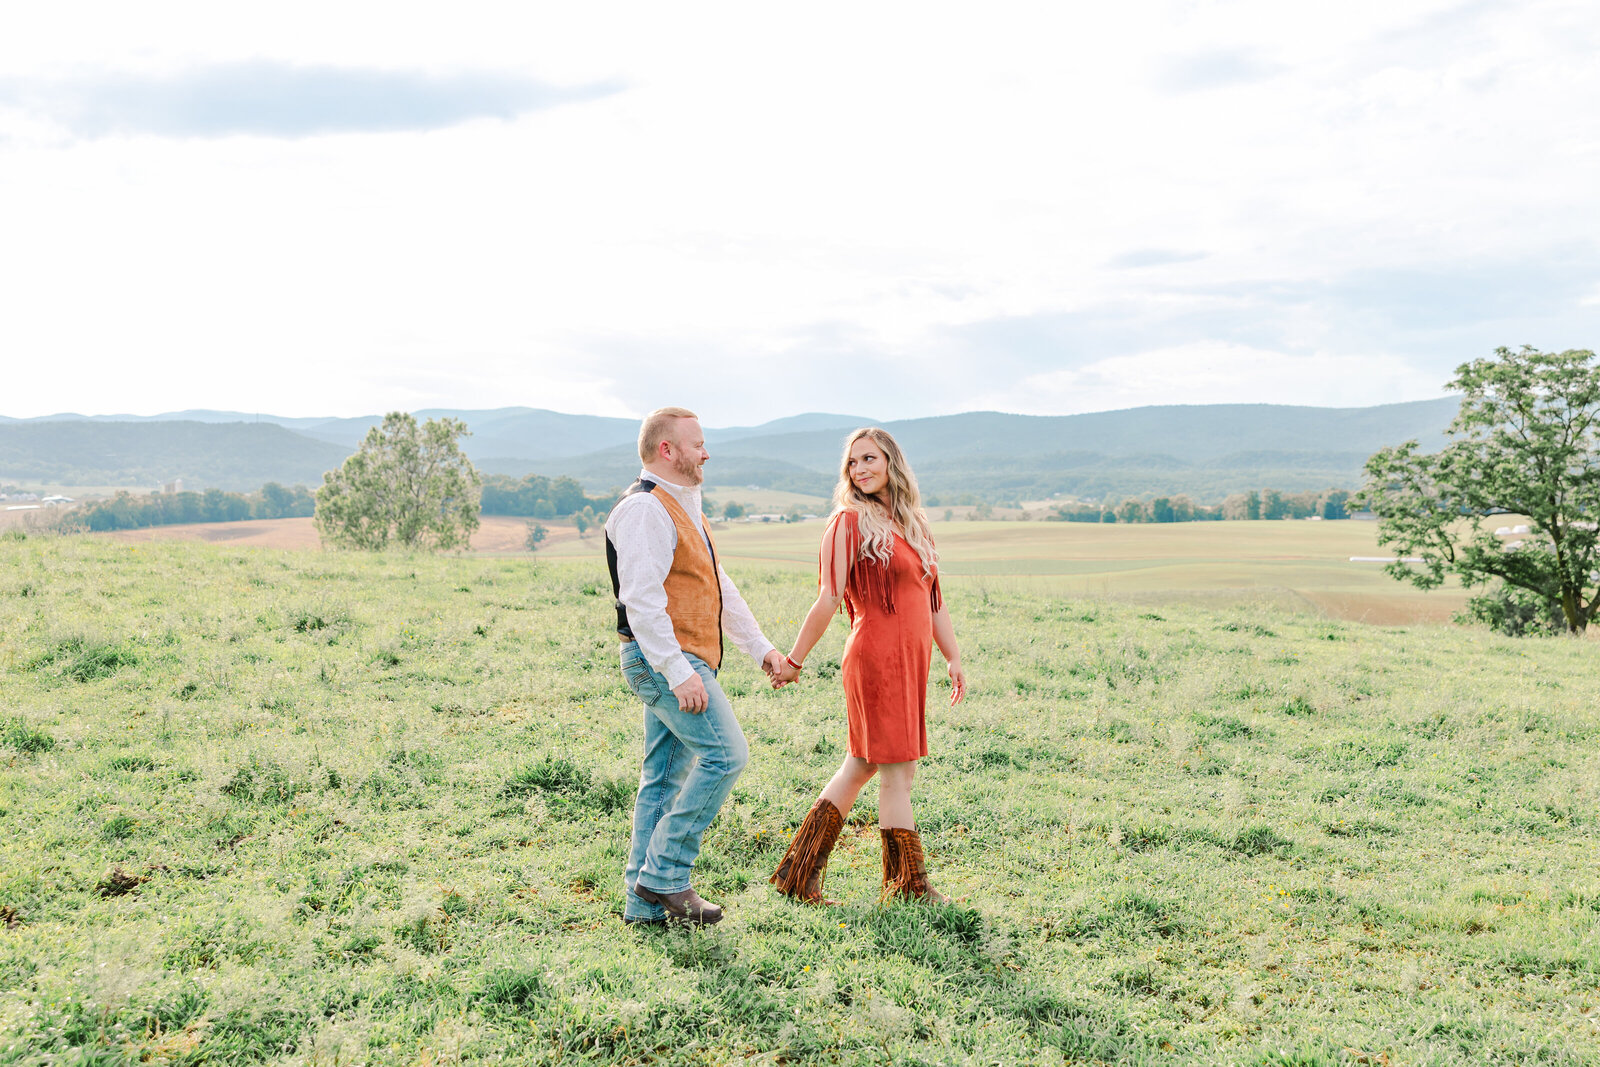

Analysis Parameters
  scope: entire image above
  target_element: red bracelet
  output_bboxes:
[785,655,804,671]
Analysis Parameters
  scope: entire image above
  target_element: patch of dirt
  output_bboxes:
[96,866,147,898]
[1297,591,1467,625]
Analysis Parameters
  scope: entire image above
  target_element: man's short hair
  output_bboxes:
[638,406,699,464]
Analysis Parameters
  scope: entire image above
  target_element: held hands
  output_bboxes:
[762,649,801,689]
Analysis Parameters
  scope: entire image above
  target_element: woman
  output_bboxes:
[768,427,966,905]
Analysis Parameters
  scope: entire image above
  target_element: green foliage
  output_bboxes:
[221,756,304,806]
[501,755,591,797]
[27,636,139,681]
[101,813,139,840]
[480,471,613,518]
[1058,487,1353,523]
[1230,823,1294,856]
[1457,582,1568,637]
[525,520,548,552]
[75,482,315,532]
[3,716,55,753]
[1356,346,1600,632]
[314,412,482,551]
[499,755,634,813]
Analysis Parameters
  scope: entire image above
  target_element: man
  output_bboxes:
[605,406,785,924]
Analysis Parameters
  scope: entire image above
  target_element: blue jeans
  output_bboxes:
[619,641,749,922]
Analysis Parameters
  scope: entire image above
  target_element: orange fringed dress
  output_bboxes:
[822,510,943,764]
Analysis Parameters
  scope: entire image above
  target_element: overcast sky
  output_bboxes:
[2,1,1596,424]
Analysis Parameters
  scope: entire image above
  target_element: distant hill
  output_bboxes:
[287,408,645,463]
[0,407,645,465]
[520,398,1461,501]
[708,413,877,444]
[1,399,1461,501]
[0,421,351,491]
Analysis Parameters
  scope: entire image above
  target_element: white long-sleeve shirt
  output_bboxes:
[605,468,775,689]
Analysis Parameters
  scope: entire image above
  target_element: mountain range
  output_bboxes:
[0,399,1460,502]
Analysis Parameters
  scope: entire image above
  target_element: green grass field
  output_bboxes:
[2,535,1597,1065]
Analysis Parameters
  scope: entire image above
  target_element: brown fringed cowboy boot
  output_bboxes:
[879,827,949,904]
[769,798,845,904]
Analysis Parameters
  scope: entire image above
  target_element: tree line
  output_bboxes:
[73,483,316,532]
[479,473,617,519]
[1049,488,1354,523]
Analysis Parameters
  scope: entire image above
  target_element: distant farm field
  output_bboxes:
[92,516,588,556]
[700,486,830,516]
[2,537,1597,1064]
[91,517,1466,624]
[544,519,1472,626]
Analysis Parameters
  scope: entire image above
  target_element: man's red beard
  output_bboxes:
[672,451,704,485]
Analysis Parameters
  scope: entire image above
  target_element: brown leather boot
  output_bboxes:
[879,826,949,904]
[769,798,844,904]
[630,883,723,925]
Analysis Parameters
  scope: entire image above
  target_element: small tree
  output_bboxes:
[1354,346,1600,634]
[258,482,295,519]
[315,412,482,551]
[525,521,548,552]
[573,505,597,538]
[722,500,746,520]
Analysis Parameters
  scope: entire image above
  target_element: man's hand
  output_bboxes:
[672,673,710,713]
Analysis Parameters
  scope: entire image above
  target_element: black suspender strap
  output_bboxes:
[605,479,658,638]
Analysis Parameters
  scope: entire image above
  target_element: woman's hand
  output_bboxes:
[772,658,802,688]
[947,660,967,705]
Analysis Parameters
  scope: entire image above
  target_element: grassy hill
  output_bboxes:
[0,537,1594,1064]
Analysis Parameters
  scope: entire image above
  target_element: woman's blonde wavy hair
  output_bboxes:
[832,428,938,577]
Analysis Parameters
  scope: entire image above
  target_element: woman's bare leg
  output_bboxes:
[876,760,916,829]
[819,755,877,815]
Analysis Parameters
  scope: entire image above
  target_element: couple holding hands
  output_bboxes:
[604,407,967,925]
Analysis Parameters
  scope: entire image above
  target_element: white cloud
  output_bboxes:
[1,1,1596,419]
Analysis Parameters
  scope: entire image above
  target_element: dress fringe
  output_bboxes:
[770,799,844,902]
[824,510,940,620]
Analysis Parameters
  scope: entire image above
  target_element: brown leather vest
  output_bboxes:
[605,479,724,670]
